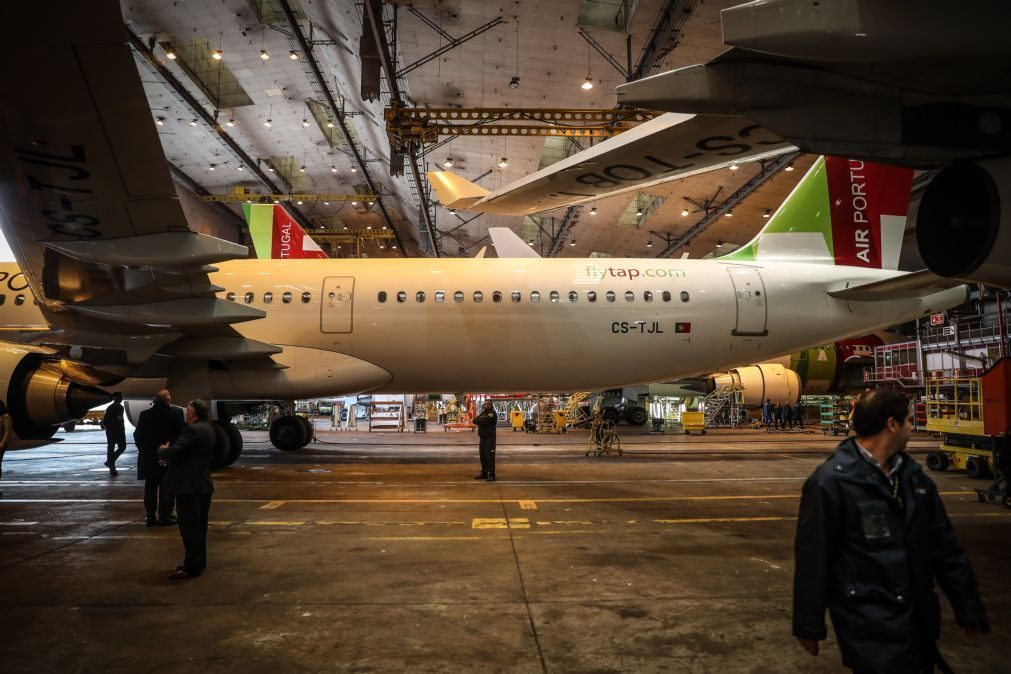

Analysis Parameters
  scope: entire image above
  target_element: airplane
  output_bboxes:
[612,0,1011,289]
[0,0,968,459]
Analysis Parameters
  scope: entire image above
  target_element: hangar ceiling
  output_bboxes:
[123,0,815,260]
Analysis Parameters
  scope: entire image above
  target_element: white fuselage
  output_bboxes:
[195,257,963,397]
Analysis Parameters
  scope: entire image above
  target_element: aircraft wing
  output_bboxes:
[0,1,264,368]
[488,228,541,258]
[828,269,968,301]
[428,113,794,216]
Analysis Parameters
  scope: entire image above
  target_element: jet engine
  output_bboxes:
[710,363,801,407]
[0,345,111,444]
[917,157,1011,288]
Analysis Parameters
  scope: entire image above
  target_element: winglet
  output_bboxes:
[427,171,491,210]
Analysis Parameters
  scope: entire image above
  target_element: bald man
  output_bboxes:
[133,390,185,526]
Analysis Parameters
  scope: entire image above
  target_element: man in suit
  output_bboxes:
[134,390,184,526]
[158,399,215,580]
[102,392,126,476]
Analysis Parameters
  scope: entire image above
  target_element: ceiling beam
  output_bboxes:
[397,14,505,79]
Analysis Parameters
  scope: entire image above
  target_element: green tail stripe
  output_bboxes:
[246,204,275,259]
[720,156,832,261]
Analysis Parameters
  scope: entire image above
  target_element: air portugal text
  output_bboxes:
[583,265,686,280]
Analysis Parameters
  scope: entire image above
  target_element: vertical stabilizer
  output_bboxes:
[244,203,328,259]
[720,156,913,268]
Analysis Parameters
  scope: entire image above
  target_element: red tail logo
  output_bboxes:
[272,206,328,259]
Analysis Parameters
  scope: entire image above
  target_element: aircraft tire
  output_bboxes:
[62,421,76,433]
[221,421,243,466]
[270,415,308,451]
[210,421,230,469]
[295,415,313,448]
[625,406,648,426]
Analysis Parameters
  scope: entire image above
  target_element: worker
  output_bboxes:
[472,400,498,481]
[793,389,989,672]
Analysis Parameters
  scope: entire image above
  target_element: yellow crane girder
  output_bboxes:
[385,106,661,145]
[198,193,378,203]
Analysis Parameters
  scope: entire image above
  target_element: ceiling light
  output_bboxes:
[725,210,733,218]
[155,117,165,126]
[681,208,689,217]
[590,207,597,215]
[763,209,771,218]
[382,225,387,230]
[498,157,509,168]
[343,225,348,231]
[366,225,372,230]
[368,200,374,206]
[443,157,453,168]
[208,164,216,171]
[212,49,223,60]
[189,118,198,127]
[326,120,335,128]
[729,163,739,171]
[581,76,593,90]
[351,200,358,206]
[259,49,269,60]
[236,165,244,171]
[264,119,272,128]
[226,118,235,127]
[392,244,397,250]
[299,165,306,173]
[267,166,275,172]
[289,50,299,60]
[569,239,576,247]
[785,162,795,172]
[330,165,338,173]
[302,118,310,128]
[297,200,303,205]
[636,208,643,217]
[509,76,520,89]
[646,239,653,248]
[273,199,279,204]
[245,199,252,204]
[323,201,330,206]
[165,49,177,60]
[715,241,724,248]
[527,239,534,246]
[350,166,357,173]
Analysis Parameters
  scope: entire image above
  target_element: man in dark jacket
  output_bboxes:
[793,389,989,672]
[134,390,184,526]
[158,399,215,580]
[472,400,498,481]
[773,402,785,430]
[102,392,126,476]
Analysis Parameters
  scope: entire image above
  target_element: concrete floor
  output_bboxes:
[0,423,1007,673]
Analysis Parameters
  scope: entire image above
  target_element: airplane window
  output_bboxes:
[454,291,464,303]
[435,291,445,303]
[282,292,292,304]
[492,291,502,303]
[587,291,597,302]
[397,291,407,303]
[244,292,254,304]
[569,291,578,302]
[662,291,671,302]
[226,292,236,302]
[416,291,426,303]
[605,291,615,302]
[549,291,559,303]
[15,295,25,306]
[302,291,311,303]
[378,291,387,303]
[644,291,653,302]
[264,292,273,304]
[530,291,541,303]
[681,291,690,302]
[511,291,521,303]
[624,291,635,302]
[473,291,484,303]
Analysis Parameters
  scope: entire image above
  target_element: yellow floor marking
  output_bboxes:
[519,500,538,510]
[536,520,595,526]
[260,500,285,510]
[316,520,467,526]
[248,521,306,526]
[655,516,793,524]
[367,536,494,541]
[472,517,530,529]
[530,530,595,535]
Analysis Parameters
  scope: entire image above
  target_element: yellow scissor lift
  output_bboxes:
[924,376,995,479]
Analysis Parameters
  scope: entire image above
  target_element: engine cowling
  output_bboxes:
[0,345,111,446]
[711,363,801,407]
[917,158,1011,288]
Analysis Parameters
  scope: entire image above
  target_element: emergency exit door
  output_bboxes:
[727,267,768,337]
[321,276,355,333]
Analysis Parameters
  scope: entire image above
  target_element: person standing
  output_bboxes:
[134,390,184,526]
[102,392,126,476]
[158,399,215,580]
[762,398,772,429]
[784,401,795,429]
[0,401,11,497]
[794,401,804,429]
[773,402,784,430]
[793,389,989,672]
[472,400,498,481]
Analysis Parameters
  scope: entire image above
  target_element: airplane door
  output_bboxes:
[728,267,768,337]
[321,276,354,333]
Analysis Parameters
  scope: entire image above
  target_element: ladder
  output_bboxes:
[704,384,743,427]
[560,391,592,428]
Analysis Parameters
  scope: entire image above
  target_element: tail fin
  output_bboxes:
[243,203,328,259]
[720,156,913,268]
[427,170,491,210]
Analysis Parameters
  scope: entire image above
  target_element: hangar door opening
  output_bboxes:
[321,276,355,333]
[727,267,768,337]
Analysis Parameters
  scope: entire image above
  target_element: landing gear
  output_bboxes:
[270,415,310,451]
[220,421,243,466]
[211,420,244,469]
[294,415,314,446]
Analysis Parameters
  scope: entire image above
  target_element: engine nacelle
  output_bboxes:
[0,345,111,446]
[711,363,801,407]
[917,158,1011,288]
